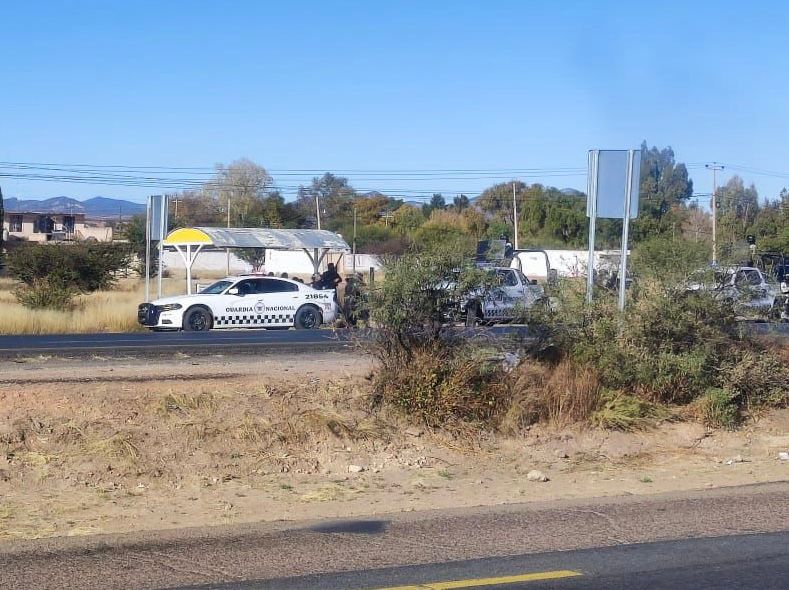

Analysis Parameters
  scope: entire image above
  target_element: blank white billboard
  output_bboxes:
[587,150,641,219]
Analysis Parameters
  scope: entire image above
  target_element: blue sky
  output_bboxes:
[2,1,788,204]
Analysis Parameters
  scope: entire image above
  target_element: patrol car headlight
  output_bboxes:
[157,303,183,312]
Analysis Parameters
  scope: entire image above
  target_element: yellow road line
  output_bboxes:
[372,569,583,589]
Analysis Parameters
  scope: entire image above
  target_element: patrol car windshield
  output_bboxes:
[200,280,233,295]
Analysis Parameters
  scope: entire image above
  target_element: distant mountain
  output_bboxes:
[82,197,146,216]
[3,196,146,217]
[560,188,585,197]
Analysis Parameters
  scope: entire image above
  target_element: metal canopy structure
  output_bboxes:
[163,227,350,294]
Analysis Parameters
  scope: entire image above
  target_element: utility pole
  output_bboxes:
[352,205,357,275]
[315,195,321,230]
[705,163,724,264]
[512,180,519,250]
[226,192,231,275]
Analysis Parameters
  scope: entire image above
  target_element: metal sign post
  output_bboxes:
[144,198,151,303]
[586,149,641,309]
[157,195,168,299]
[145,195,168,303]
[586,151,599,304]
[618,151,635,311]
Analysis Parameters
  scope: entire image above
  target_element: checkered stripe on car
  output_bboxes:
[214,314,294,326]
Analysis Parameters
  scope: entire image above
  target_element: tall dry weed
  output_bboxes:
[501,359,602,433]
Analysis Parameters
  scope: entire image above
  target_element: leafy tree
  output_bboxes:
[354,225,409,255]
[452,194,470,211]
[717,176,760,255]
[753,189,789,252]
[209,159,273,227]
[296,173,356,229]
[392,205,424,234]
[7,243,131,309]
[413,210,477,252]
[632,142,694,241]
[422,193,446,217]
[122,215,153,276]
[236,248,266,273]
[172,190,224,226]
[631,235,709,282]
[477,181,525,225]
[354,194,399,225]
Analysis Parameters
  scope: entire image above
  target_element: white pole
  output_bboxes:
[512,180,519,250]
[145,196,151,302]
[315,196,322,230]
[157,195,166,299]
[706,163,724,264]
[586,151,598,304]
[186,244,192,295]
[618,150,635,311]
[352,205,357,275]
[226,192,231,275]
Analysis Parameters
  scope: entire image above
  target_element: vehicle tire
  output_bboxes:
[182,306,213,332]
[465,302,481,327]
[294,305,322,330]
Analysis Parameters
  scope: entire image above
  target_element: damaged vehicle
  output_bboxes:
[685,266,781,320]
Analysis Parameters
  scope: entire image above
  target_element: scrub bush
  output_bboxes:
[7,243,131,310]
[692,388,740,430]
[368,245,507,427]
[524,274,789,429]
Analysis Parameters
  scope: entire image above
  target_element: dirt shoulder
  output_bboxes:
[1,354,788,541]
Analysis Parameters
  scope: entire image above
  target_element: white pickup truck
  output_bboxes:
[461,267,546,326]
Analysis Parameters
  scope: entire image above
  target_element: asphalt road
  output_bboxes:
[201,531,789,590]
[0,329,353,357]
[0,323,783,358]
[0,326,531,358]
[2,482,788,590]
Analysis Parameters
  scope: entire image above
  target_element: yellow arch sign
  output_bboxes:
[163,227,213,246]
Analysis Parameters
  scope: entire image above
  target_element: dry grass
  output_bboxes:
[83,432,142,462]
[0,277,184,334]
[0,377,387,490]
[501,359,603,432]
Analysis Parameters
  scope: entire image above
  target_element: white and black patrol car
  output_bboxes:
[460,267,546,326]
[138,276,338,331]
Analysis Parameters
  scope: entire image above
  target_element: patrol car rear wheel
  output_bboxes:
[294,305,322,330]
[183,307,213,332]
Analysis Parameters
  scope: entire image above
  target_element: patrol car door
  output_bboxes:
[216,278,265,327]
[514,269,543,308]
[255,278,300,326]
[501,268,536,318]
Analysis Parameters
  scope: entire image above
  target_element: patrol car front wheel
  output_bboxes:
[294,305,322,330]
[183,307,213,332]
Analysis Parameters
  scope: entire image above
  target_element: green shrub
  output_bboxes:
[695,388,740,430]
[368,244,505,427]
[721,351,788,409]
[373,343,509,428]
[527,272,788,429]
[7,242,130,309]
[13,278,78,310]
[590,391,668,431]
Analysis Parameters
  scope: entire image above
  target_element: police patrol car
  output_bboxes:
[460,267,546,326]
[138,276,338,331]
